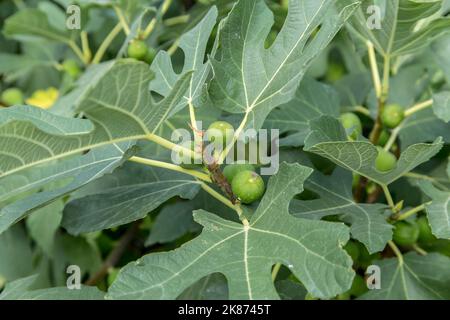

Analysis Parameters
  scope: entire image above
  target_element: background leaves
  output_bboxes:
[304,116,443,186]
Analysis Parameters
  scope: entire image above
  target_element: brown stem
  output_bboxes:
[354,176,368,202]
[85,221,141,286]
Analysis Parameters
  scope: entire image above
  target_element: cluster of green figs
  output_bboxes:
[340,104,405,172]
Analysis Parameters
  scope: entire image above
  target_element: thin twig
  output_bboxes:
[366,41,382,98]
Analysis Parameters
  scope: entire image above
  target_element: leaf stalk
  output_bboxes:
[129,156,211,182]
[393,202,431,221]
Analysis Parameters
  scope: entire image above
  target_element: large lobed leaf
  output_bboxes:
[209,0,360,130]
[107,163,354,300]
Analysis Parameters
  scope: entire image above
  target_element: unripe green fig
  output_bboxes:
[375,148,397,172]
[340,112,362,139]
[231,170,265,204]
[223,163,256,183]
[62,59,81,78]
[1,87,24,106]
[127,40,148,60]
[206,121,235,149]
[417,215,437,244]
[382,104,404,128]
[393,221,420,247]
